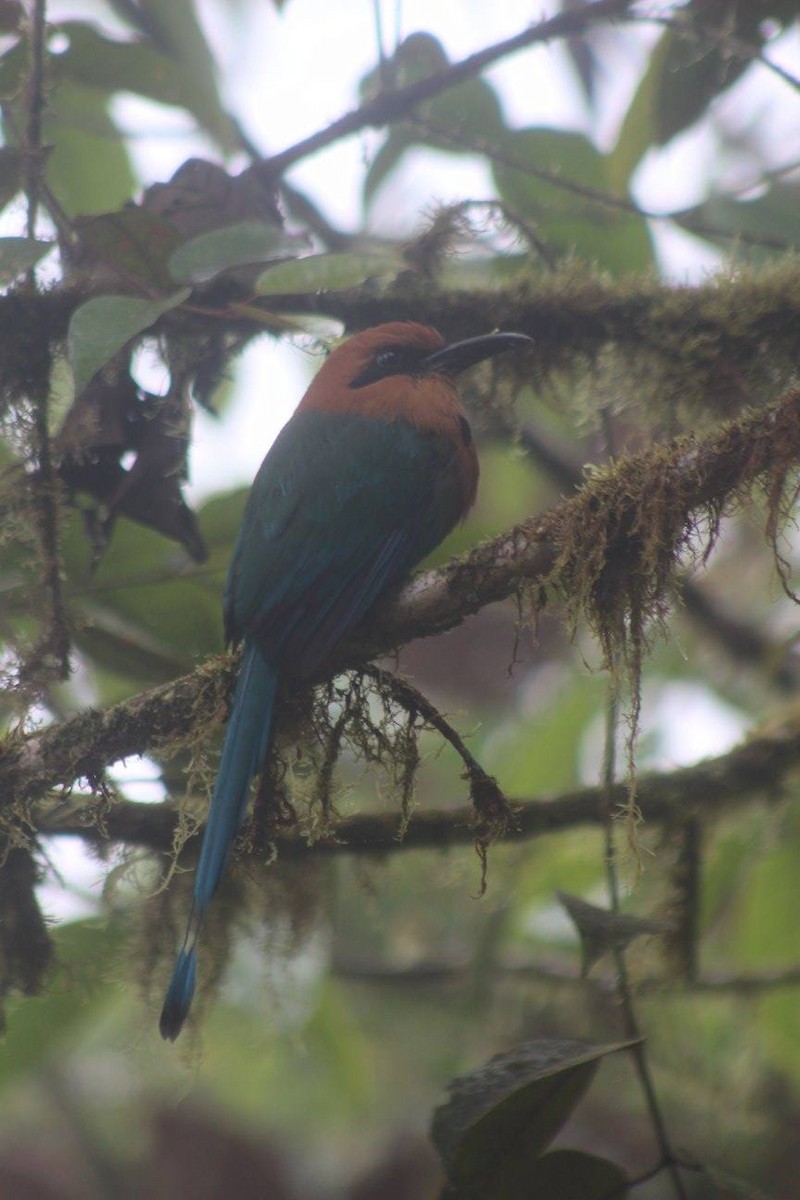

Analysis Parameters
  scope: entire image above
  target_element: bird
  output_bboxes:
[159,321,532,1040]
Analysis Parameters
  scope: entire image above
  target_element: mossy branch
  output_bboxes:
[40,708,799,855]
[1,263,800,421]
[2,381,799,816]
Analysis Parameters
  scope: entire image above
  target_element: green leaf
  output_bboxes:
[527,1150,628,1200]
[431,1038,637,1197]
[483,670,604,797]
[420,67,504,144]
[609,33,666,189]
[62,503,224,686]
[56,19,237,151]
[650,25,753,147]
[74,619,192,683]
[169,220,298,284]
[57,22,192,105]
[0,237,51,284]
[80,577,221,677]
[0,60,135,214]
[701,819,757,927]
[1,17,232,201]
[615,6,794,161]
[0,918,128,1089]
[493,127,652,275]
[195,487,248,550]
[68,289,189,395]
[129,0,239,150]
[88,572,220,665]
[43,82,137,215]
[737,841,800,970]
[255,251,402,296]
[72,209,183,290]
[362,32,505,208]
[360,29,449,102]
[557,891,672,976]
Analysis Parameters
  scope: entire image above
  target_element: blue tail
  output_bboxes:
[160,642,278,1040]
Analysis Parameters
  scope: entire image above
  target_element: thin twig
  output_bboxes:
[359,664,511,883]
[22,0,70,683]
[602,687,689,1200]
[0,106,71,236]
[23,0,46,240]
[254,0,635,179]
[409,113,797,254]
[360,664,500,798]
[330,955,800,996]
[651,12,800,96]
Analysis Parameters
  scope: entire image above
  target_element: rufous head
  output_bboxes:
[297,322,532,420]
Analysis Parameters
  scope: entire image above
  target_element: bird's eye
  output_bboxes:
[349,343,421,388]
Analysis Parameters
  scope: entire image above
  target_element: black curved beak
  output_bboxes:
[421,331,533,376]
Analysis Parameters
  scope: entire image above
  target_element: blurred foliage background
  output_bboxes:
[1,0,800,1196]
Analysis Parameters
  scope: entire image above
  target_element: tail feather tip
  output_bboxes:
[159,948,197,1042]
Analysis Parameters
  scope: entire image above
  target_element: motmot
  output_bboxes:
[160,322,532,1040]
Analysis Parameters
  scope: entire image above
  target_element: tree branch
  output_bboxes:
[2,266,800,412]
[331,956,800,996]
[20,0,70,684]
[409,114,796,254]
[5,383,800,807]
[652,12,800,96]
[255,0,635,180]
[23,0,46,239]
[507,409,800,691]
[39,709,800,855]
